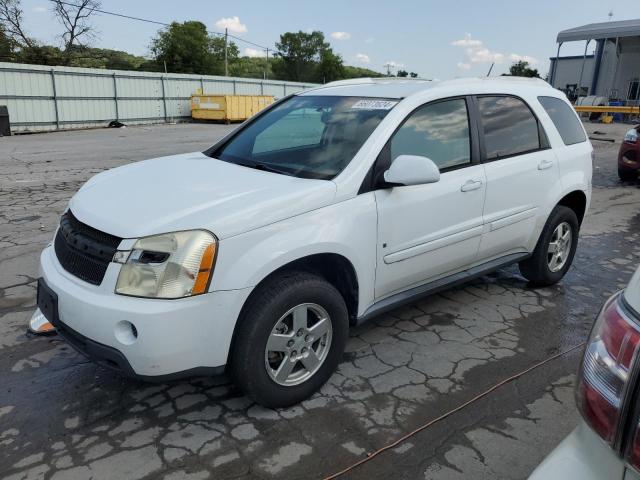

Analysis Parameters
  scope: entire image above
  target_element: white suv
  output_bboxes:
[36,77,592,407]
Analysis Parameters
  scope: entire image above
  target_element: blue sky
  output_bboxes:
[17,0,640,79]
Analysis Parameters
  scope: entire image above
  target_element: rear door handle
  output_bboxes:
[538,159,554,170]
[460,179,483,192]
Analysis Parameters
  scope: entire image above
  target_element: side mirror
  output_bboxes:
[383,155,440,186]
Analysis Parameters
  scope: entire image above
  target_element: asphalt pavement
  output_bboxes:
[1,121,639,480]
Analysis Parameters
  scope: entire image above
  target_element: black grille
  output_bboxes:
[54,211,122,285]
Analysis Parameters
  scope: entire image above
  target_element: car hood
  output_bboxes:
[69,152,337,240]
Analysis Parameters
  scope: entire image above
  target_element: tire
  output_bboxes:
[519,206,579,287]
[618,167,637,182]
[230,271,348,408]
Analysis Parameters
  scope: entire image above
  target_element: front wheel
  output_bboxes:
[519,206,579,286]
[231,272,348,408]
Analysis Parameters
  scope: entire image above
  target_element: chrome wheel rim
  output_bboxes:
[547,222,572,273]
[264,303,332,387]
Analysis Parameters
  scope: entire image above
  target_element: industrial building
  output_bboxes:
[549,19,640,103]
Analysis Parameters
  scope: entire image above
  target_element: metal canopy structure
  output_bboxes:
[551,18,640,100]
[557,19,640,43]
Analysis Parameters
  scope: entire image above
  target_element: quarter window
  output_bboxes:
[390,98,471,171]
[538,96,586,146]
[478,96,541,160]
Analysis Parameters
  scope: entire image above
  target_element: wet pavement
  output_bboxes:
[1,121,640,480]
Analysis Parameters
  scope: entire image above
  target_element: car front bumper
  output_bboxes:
[528,421,627,480]
[39,245,252,379]
[619,143,640,172]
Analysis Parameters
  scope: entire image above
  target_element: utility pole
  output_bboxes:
[265,48,270,80]
[224,28,228,76]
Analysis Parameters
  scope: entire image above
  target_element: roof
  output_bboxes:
[549,55,595,61]
[557,18,640,43]
[300,78,435,99]
[300,76,553,99]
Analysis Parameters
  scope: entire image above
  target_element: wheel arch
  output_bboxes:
[556,189,588,225]
[226,253,360,365]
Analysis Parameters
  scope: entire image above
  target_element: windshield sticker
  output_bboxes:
[351,99,398,110]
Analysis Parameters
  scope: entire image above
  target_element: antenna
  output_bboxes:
[487,63,494,77]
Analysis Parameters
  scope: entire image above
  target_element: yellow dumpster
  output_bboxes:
[191,94,274,123]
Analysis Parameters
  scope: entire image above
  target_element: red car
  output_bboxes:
[618,125,640,180]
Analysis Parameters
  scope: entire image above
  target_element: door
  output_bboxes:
[374,97,486,299]
[475,95,560,260]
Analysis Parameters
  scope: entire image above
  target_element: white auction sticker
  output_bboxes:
[351,99,398,110]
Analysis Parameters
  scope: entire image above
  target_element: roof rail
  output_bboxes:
[323,77,432,87]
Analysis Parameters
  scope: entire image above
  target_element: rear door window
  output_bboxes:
[477,96,541,160]
[538,96,587,145]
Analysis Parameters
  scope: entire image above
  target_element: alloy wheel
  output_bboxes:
[264,303,333,386]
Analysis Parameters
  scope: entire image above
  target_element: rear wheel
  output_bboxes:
[231,271,348,408]
[519,206,579,286]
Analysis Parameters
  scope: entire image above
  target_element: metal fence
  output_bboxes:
[0,62,318,133]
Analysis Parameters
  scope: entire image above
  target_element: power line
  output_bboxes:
[48,1,273,51]
[51,0,169,26]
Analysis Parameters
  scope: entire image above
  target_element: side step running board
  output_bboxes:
[356,252,530,325]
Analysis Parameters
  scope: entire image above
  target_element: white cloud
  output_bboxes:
[509,53,539,65]
[331,31,351,41]
[452,33,536,69]
[244,47,266,58]
[451,34,483,48]
[215,16,247,34]
[467,47,504,64]
[32,5,47,12]
[355,53,370,64]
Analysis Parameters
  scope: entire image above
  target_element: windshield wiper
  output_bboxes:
[241,161,294,176]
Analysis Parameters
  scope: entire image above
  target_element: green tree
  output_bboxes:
[210,35,239,74]
[61,47,147,70]
[316,48,344,83]
[0,24,15,60]
[150,21,237,75]
[229,56,271,79]
[272,31,343,83]
[17,44,63,65]
[397,69,408,77]
[342,65,384,79]
[506,60,540,78]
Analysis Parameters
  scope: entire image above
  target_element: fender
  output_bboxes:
[212,194,378,317]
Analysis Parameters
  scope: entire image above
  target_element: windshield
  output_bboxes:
[211,95,397,179]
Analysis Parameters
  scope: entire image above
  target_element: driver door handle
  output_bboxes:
[538,159,554,170]
[461,179,483,192]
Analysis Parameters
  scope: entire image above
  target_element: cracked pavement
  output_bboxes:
[1,122,640,479]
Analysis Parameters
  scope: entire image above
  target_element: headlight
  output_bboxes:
[625,128,638,144]
[115,230,217,299]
